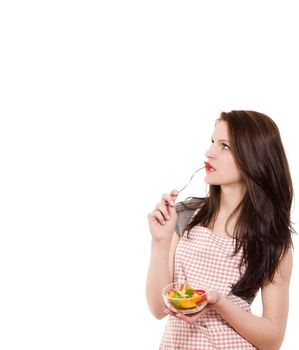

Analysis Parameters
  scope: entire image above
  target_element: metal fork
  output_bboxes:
[177,166,206,193]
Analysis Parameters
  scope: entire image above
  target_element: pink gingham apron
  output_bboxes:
[160,225,257,349]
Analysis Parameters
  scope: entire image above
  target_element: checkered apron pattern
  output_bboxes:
[160,226,257,349]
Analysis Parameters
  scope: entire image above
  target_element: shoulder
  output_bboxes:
[175,197,203,236]
[262,248,293,294]
[175,197,203,213]
[274,248,293,283]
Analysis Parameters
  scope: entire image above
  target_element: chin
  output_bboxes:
[204,175,220,186]
[204,180,220,186]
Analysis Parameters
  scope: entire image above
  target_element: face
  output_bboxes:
[204,121,243,187]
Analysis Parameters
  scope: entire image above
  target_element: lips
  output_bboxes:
[204,161,216,171]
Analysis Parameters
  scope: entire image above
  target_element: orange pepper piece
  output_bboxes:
[179,299,197,309]
[191,292,204,304]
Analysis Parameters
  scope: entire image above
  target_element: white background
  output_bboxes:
[0,1,298,349]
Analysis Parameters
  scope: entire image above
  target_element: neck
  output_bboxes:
[219,183,246,214]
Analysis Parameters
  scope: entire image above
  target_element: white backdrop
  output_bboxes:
[0,1,298,349]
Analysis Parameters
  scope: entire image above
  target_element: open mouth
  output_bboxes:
[204,161,216,172]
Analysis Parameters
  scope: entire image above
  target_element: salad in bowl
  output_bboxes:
[162,282,208,315]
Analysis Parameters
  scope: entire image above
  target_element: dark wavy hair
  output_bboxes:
[181,110,294,299]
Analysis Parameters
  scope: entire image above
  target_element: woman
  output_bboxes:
[146,111,293,349]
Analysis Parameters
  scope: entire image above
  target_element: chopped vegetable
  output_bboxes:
[166,283,206,310]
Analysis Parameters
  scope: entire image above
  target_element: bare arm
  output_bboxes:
[215,249,292,349]
[146,190,179,319]
[146,232,179,319]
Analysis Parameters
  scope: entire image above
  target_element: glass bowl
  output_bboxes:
[162,281,208,315]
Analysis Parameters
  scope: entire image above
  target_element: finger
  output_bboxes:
[162,193,176,207]
[152,191,178,221]
[154,195,174,220]
[155,204,171,221]
[174,312,200,324]
[164,308,183,321]
[170,189,179,198]
[176,306,210,324]
[194,306,209,318]
[152,210,167,225]
[206,294,214,304]
[161,194,177,218]
[205,290,219,304]
[148,210,165,225]
[174,313,191,322]
[164,308,177,316]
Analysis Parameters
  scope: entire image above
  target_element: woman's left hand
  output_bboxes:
[164,290,223,324]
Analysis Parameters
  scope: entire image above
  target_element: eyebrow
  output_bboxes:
[211,137,230,143]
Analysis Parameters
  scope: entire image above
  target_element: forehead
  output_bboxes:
[213,120,229,139]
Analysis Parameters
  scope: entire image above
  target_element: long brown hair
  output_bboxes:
[182,110,294,299]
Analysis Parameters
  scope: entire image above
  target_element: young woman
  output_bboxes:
[146,111,293,349]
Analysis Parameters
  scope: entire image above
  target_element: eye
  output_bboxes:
[211,138,214,144]
[222,143,231,150]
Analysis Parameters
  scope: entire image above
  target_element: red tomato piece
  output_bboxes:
[195,289,205,295]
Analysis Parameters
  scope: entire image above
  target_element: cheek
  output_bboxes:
[226,162,242,181]
[220,158,242,181]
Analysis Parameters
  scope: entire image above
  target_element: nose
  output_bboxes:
[205,145,216,159]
